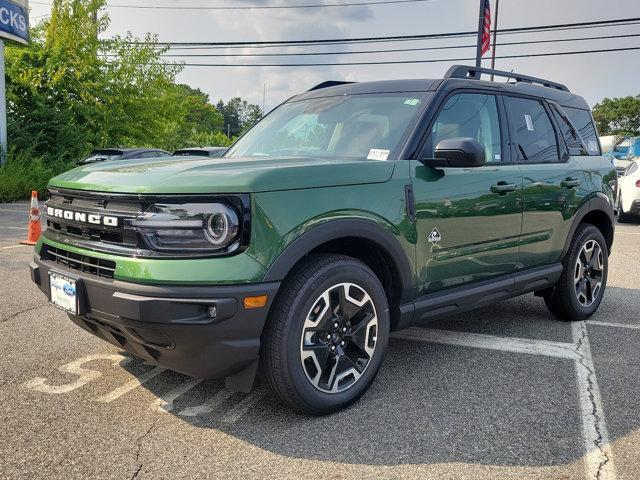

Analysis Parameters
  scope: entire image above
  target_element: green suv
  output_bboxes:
[30,66,616,414]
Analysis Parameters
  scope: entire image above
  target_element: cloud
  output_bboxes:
[165,0,375,107]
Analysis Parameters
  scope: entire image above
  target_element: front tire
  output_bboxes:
[544,224,608,321]
[260,254,390,415]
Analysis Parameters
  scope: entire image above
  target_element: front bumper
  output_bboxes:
[31,252,279,390]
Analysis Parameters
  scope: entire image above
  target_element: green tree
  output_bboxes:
[216,97,263,137]
[167,84,225,148]
[5,0,184,161]
[592,96,640,136]
[0,0,259,201]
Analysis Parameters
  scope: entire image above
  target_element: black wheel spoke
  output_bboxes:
[319,355,339,390]
[302,343,331,371]
[334,285,360,319]
[346,312,374,346]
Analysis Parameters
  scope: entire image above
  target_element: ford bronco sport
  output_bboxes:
[31,65,616,415]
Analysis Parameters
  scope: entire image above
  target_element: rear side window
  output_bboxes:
[562,107,600,155]
[627,162,638,176]
[505,97,559,163]
[550,105,589,156]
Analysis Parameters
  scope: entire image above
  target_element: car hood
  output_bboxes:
[48,156,395,194]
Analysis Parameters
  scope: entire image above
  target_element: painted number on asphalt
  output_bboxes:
[22,354,264,424]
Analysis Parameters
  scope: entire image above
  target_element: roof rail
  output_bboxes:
[308,81,355,91]
[444,65,570,92]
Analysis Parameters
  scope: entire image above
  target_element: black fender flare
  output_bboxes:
[262,218,416,305]
[560,194,615,260]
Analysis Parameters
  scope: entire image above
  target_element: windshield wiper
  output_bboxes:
[518,144,530,162]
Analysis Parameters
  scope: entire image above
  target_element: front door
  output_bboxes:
[411,92,523,297]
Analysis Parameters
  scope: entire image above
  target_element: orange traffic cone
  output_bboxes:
[21,191,42,246]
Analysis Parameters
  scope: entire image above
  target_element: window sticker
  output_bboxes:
[588,140,598,153]
[495,154,501,160]
[367,149,390,161]
[524,114,534,131]
[404,98,420,106]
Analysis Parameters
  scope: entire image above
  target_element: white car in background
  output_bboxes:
[617,159,640,222]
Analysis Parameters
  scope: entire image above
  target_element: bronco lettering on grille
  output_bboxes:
[47,207,119,227]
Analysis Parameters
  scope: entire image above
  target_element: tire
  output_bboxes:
[544,224,608,321]
[260,254,390,415]
[617,197,633,223]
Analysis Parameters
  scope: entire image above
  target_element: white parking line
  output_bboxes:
[1,244,29,250]
[587,321,640,331]
[394,328,579,360]
[152,378,203,413]
[221,388,267,424]
[0,226,27,230]
[572,322,617,480]
[179,389,235,417]
[96,366,167,403]
[396,325,616,480]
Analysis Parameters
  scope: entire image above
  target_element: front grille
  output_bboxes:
[42,245,116,279]
[42,188,251,258]
[45,190,146,249]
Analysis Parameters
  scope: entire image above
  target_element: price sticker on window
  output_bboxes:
[524,114,535,131]
[367,149,390,161]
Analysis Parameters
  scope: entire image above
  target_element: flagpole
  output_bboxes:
[475,0,485,72]
[490,0,500,80]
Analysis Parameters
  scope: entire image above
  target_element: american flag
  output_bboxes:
[481,0,492,56]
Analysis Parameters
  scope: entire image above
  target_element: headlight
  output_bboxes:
[131,203,240,253]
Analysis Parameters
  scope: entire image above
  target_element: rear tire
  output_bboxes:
[618,197,634,223]
[260,254,390,415]
[544,224,608,321]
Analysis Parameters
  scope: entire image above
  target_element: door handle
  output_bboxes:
[491,182,518,195]
[561,177,581,188]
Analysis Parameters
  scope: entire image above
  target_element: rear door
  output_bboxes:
[410,91,523,296]
[503,95,587,269]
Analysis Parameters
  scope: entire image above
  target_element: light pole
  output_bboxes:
[490,0,500,81]
[0,39,6,165]
[475,0,485,69]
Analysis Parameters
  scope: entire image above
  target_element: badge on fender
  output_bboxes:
[428,227,442,244]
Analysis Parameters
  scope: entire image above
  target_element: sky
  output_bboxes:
[28,0,640,109]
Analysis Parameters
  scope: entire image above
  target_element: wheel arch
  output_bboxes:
[560,194,615,260]
[262,218,416,330]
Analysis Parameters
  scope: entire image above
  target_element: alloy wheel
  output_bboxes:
[574,239,604,307]
[299,283,378,393]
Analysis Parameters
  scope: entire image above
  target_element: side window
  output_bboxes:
[563,107,601,155]
[626,162,638,176]
[550,105,589,156]
[429,93,502,163]
[505,97,559,163]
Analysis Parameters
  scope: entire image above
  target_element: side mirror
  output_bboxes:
[421,137,486,168]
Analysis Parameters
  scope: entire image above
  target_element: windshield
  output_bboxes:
[226,93,427,160]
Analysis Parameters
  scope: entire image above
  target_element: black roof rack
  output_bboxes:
[444,65,570,92]
[308,80,355,91]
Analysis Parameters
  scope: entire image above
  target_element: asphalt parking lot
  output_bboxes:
[1,202,639,480]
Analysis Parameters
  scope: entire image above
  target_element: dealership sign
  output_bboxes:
[0,0,28,45]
